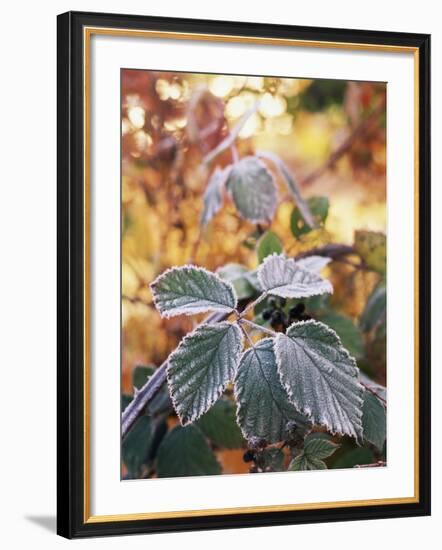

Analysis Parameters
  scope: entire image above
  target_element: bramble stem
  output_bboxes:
[238,322,255,348]
[239,318,277,337]
[121,310,229,439]
[238,292,268,320]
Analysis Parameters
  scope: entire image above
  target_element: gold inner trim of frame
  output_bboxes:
[82,26,421,524]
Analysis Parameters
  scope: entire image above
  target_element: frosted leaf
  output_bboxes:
[226,156,277,223]
[234,338,311,443]
[150,265,237,318]
[296,255,331,274]
[275,320,364,439]
[167,322,243,424]
[258,254,333,299]
[200,166,231,227]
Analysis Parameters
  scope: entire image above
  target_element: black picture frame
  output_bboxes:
[57,10,431,539]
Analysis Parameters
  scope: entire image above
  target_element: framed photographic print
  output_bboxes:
[57,11,431,538]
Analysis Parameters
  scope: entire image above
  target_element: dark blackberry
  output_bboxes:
[299,314,311,321]
[271,310,283,325]
[243,450,255,463]
[262,309,272,321]
[289,303,305,319]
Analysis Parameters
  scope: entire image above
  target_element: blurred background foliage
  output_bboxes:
[121,69,386,477]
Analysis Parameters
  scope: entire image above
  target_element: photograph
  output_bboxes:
[120,69,388,480]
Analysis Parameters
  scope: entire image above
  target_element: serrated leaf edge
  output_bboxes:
[296,255,332,273]
[166,321,244,425]
[304,436,340,459]
[233,337,275,442]
[275,319,364,439]
[150,264,238,319]
[257,253,333,298]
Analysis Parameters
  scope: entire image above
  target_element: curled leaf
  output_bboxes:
[257,150,316,228]
[200,166,231,227]
[290,197,329,238]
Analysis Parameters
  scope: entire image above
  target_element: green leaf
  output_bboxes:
[227,156,278,223]
[167,322,243,424]
[289,455,327,471]
[257,231,283,264]
[235,338,311,444]
[362,392,386,450]
[289,434,339,471]
[332,447,375,469]
[359,372,386,401]
[122,416,153,478]
[197,398,244,449]
[304,434,340,459]
[317,311,364,359]
[360,283,386,332]
[200,166,230,227]
[354,230,386,275]
[132,365,155,389]
[151,265,237,318]
[258,254,332,299]
[156,425,221,478]
[216,263,256,300]
[275,320,364,439]
[290,197,329,238]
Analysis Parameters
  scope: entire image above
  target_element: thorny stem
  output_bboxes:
[121,310,229,440]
